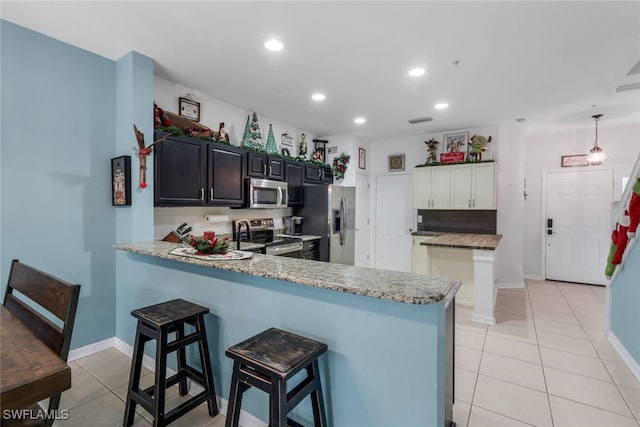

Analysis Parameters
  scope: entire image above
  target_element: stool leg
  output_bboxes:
[225,361,250,427]
[309,360,328,427]
[195,315,219,416]
[152,327,169,427]
[123,325,147,427]
[269,377,287,427]
[175,322,188,396]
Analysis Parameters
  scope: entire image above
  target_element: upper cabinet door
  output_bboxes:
[208,144,245,206]
[268,157,286,181]
[472,162,496,209]
[413,168,433,209]
[431,167,451,209]
[154,136,206,206]
[286,161,304,206]
[450,165,473,209]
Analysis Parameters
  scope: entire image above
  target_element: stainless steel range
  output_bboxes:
[232,218,303,257]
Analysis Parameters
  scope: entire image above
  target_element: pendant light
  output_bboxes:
[587,114,606,165]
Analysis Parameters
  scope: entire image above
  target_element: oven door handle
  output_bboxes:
[267,242,303,255]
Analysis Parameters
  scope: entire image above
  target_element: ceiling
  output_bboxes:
[2,1,640,141]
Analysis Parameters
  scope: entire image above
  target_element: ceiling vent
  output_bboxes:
[615,82,640,93]
[408,116,433,124]
[627,59,640,76]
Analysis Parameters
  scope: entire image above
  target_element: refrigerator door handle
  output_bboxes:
[340,197,346,246]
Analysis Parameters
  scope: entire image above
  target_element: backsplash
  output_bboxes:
[417,210,497,234]
[154,206,292,240]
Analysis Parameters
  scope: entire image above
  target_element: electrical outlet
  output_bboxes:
[417,215,423,222]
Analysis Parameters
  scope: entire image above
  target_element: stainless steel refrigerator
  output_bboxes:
[296,185,355,265]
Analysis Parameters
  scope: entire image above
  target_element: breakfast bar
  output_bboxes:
[416,232,502,325]
[114,241,461,427]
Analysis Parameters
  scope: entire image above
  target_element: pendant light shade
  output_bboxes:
[587,114,606,165]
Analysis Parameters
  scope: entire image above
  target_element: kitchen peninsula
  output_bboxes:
[114,241,460,427]
[414,232,502,325]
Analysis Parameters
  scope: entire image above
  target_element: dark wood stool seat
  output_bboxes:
[123,299,218,427]
[225,328,328,427]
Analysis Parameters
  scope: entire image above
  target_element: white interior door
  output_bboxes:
[545,169,613,285]
[375,174,413,272]
[355,173,370,267]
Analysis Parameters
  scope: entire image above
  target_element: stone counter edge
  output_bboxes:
[114,241,462,306]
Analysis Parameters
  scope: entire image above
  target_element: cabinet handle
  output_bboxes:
[269,165,272,176]
[468,199,471,208]
[200,188,205,201]
[263,165,267,175]
[318,169,322,178]
[472,199,475,208]
[210,188,214,201]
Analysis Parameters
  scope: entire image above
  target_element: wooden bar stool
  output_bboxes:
[225,328,328,427]
[123,299,218,427]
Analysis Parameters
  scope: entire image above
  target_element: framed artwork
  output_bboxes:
[359,148,366,170]
[444,132,469,155]
[561,154,589,167]
[179,97,200,122]
[111,156,131,206]
[388,153,405,172]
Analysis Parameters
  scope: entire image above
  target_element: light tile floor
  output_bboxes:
[47,279,639,426]
[453,279,640,427]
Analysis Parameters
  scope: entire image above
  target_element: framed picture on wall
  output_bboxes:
[388,153,405,172]
[111,156,131,206]
[179,97,200,122]
[359,148,366,169]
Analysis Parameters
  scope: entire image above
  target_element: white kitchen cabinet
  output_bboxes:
[450,162,496,209]
[411,236,430,274]
[413,167,451,209]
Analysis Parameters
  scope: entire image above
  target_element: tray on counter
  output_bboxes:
[169,247,253,260]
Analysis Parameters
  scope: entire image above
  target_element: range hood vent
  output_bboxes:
[408,116,433,124]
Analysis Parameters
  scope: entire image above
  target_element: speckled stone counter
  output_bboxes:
[114,241,461,305]
[415,232,502,250]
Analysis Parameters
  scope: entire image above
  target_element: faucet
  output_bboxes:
[236,220,251,250]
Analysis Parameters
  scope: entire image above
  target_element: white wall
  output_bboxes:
[495,124,525,288]
[523,123,640,279]
[322,133,364,187]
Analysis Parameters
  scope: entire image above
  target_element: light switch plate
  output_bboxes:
[417,215,423,222]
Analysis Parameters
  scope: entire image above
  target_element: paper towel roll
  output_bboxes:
[205,214,230,224]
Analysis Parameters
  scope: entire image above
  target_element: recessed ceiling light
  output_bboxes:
[408,68,426,77]
[311,93,326,101]
[434,103,448,110]
[354,117,366,124]
[264,39,283,51]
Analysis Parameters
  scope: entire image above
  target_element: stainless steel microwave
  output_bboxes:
[247,178,288,209]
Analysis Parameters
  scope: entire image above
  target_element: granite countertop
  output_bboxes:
[114,241,461,305]
[414,232,502,250]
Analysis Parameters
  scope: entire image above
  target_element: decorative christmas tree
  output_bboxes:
[265,124,278,155]
[241,112,263,150]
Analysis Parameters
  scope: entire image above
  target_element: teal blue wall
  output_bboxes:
[0,20,117,347]
[610,241,640,366]
[115,252,446,427]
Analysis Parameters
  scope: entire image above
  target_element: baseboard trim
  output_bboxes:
[113,338,267,427]
[497,281,525,289]
[68,337,115,361]
[607,331,640,383]
[523,274,543,281]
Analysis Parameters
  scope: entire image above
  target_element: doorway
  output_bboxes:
[544,169,613,285]
[374,173,413,272]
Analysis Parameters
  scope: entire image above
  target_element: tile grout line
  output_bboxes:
[466,311,489,427]
[526,279,556,427]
